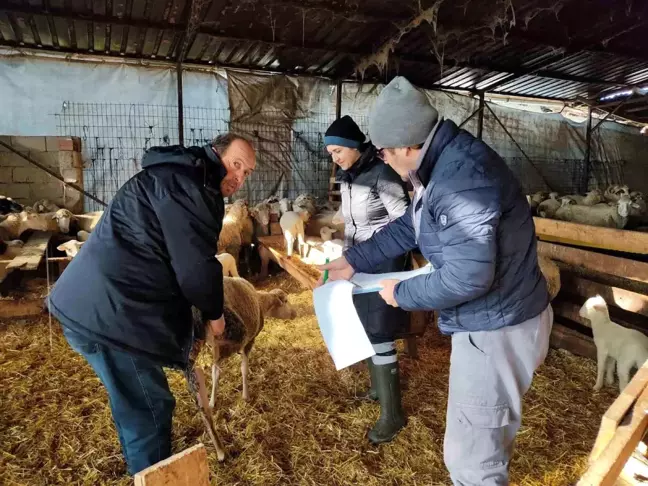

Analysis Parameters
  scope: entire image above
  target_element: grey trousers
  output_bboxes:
[444,304,553,485]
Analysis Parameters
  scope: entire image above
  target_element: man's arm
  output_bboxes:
[393,185,501,311]
[154,189,225,320]
[344,209,418,273]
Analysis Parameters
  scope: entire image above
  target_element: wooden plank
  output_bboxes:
[133,443,209,486]
[538,241,648,284]
[578,383,648,486]
[0,299,45,319]
[561,274,648,318]
[550,321,597,360]
[534,217,648,255]
[6,231,53,272]
[589,361,648,465]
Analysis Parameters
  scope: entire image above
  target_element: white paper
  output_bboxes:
[313,280,376,370]
[349,264,434,294]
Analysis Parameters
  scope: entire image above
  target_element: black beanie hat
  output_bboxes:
[324,115,366,148]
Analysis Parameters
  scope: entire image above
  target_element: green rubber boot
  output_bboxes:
[362,358,379,401]
[368,361,407,444]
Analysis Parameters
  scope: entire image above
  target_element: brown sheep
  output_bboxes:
[186,276,296,461]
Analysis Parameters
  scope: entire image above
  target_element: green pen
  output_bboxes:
[323,258,330,283]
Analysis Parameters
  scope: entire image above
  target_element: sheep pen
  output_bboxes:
[0,273,620,486]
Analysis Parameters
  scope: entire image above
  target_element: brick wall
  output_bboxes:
[0,136,84,213]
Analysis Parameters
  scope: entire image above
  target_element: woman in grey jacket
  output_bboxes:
[325,115,411,444]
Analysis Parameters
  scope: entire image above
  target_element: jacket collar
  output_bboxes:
[202,144,228,191]
[411,119,460,188]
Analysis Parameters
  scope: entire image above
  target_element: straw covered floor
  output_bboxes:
[0,273,617,485]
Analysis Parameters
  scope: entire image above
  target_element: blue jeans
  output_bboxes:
[62,326,176,475]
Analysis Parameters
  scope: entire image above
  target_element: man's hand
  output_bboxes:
[208,315,226,336]
[379,279,400,307]
[315,256,355,287]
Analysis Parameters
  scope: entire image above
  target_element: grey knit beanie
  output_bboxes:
[368,76,439,148]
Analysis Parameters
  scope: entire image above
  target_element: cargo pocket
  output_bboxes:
[456,403,511,470]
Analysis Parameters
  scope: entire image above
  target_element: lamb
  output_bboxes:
[604,184,630,203]
[0,196,23,215]
[564,189,603,206]
[554,194,638,229]
[279,198,292,215]
[0,210,69,239]
[217,200,248,264]
[579,295,648,393]
[279,210,310,258]
[32,199,61,214]
[216,252,239,277]
[321,238,344,259]
[293,193,317,219]
[186,277,297,461]
[320,226,336,242]
[537,196,574,218]
[57,240,84,257]
[537,255,560,301]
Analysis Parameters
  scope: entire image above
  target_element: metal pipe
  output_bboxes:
[457,107,481,129]
[177,61,184,146]
[335,79,342,120]
[584,106,593,193]
[477,92,485,139]
[0,140,107,207]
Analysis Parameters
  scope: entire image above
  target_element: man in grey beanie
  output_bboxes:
[319,76,553,485]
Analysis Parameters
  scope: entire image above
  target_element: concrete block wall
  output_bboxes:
[0,136,84,213]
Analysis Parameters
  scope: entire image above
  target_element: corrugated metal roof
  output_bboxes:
[1,0,648,121]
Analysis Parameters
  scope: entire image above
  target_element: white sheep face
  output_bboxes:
[52,209,74,234]
[57,240,84,257]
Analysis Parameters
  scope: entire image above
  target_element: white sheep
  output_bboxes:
[216,252,239,277]
[0,210,69,239]
[187,277,297,461]
[57,240,84,257]
[320,226,336,242]
[321,238,344,259]
[279,210,310,258]
[604,184,630,203]
[217,200,248,265]
[554,194,638,229]
[565,189,603,206]
[293,193,317,219]
[264,196,282,220]
[32,199,61,214]
[77,230,91,242]
[579,295,648,393]
[537,197,574,218]
[279,198,292,215]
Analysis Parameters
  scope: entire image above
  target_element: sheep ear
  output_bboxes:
[56,244,66,251]
[51,214,57,219]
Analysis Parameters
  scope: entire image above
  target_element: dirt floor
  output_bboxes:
[0,273,617,486]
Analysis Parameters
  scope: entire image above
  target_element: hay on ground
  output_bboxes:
[0,273,617,485]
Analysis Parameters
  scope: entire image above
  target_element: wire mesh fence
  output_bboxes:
[56,102,336,211]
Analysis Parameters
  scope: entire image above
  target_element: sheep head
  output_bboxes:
[320,226,336,241]
[250,202,271,226]
[225,200,249,223]
[579,295,610,321]
[260,289,297,320]
[52,209,75,233]
[57,240,84,257]
[279,198,292,214]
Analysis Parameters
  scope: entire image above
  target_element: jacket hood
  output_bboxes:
[141,144,228,188]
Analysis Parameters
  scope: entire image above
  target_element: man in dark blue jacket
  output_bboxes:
[320,77,553,485]
[48,133,255,475]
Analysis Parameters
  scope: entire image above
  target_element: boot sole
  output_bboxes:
[367,421,407,444]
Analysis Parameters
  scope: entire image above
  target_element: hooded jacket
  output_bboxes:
[48,145,227,368]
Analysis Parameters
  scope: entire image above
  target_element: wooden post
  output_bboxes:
[133,443,210,486]
[583,105,592,194]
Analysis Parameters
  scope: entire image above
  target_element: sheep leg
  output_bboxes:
[297,232,305,259]
[241,351,250,401]
[193,367,226,461]
[209,363,221,410]
[285,232,294,257]
[594,347,608,391]
[605,358,616,386]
